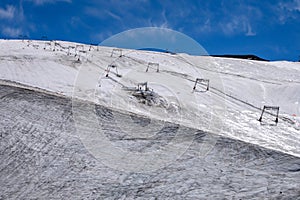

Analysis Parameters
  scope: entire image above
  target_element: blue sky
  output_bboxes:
[0,0,300,61]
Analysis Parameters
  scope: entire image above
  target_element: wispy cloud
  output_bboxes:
[280,0,300,12]
[84,7,122,22]
[26,0,72,6]
[277,0,300,24]
[138,1,259,37]
[0,3,25,38]
[218,3,261,37]
[198,19,212,33]
[0,2,33,38]
[146,10,170,29]
[246,23,256,36]
[84,1,158,28]
[106,10,122,21]
[0,5,15,19]
[295,0,300,11]
[160,10,169,28]
[221,17,256,37]
[1,27,22,37]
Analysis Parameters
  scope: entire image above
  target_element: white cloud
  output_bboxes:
[160,10,169,28]
[220,17,243,36]
[0,4,26,38]
[200,19,212,33]
[218,3,261,37]
[277,0,300,24]
[106,10,122,21]
[280,0,300,12]
[246,23,256,36]
[297,0,300,11]
[2,27,22,37]
[146,10,170,29]
[0,5,15,19]
[294,0,300,11]
[84,7,122,22]
[26,0,71,5]
[220,17,256,37]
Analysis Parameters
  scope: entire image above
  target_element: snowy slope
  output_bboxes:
[0,39,300,158]
[1,84,299,199]
[1,39,300,199]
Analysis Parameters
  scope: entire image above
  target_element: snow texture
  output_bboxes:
[0,39,300,199]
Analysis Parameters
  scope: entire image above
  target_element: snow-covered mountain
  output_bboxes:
[0,39,299,199]
[1,39,299,157]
